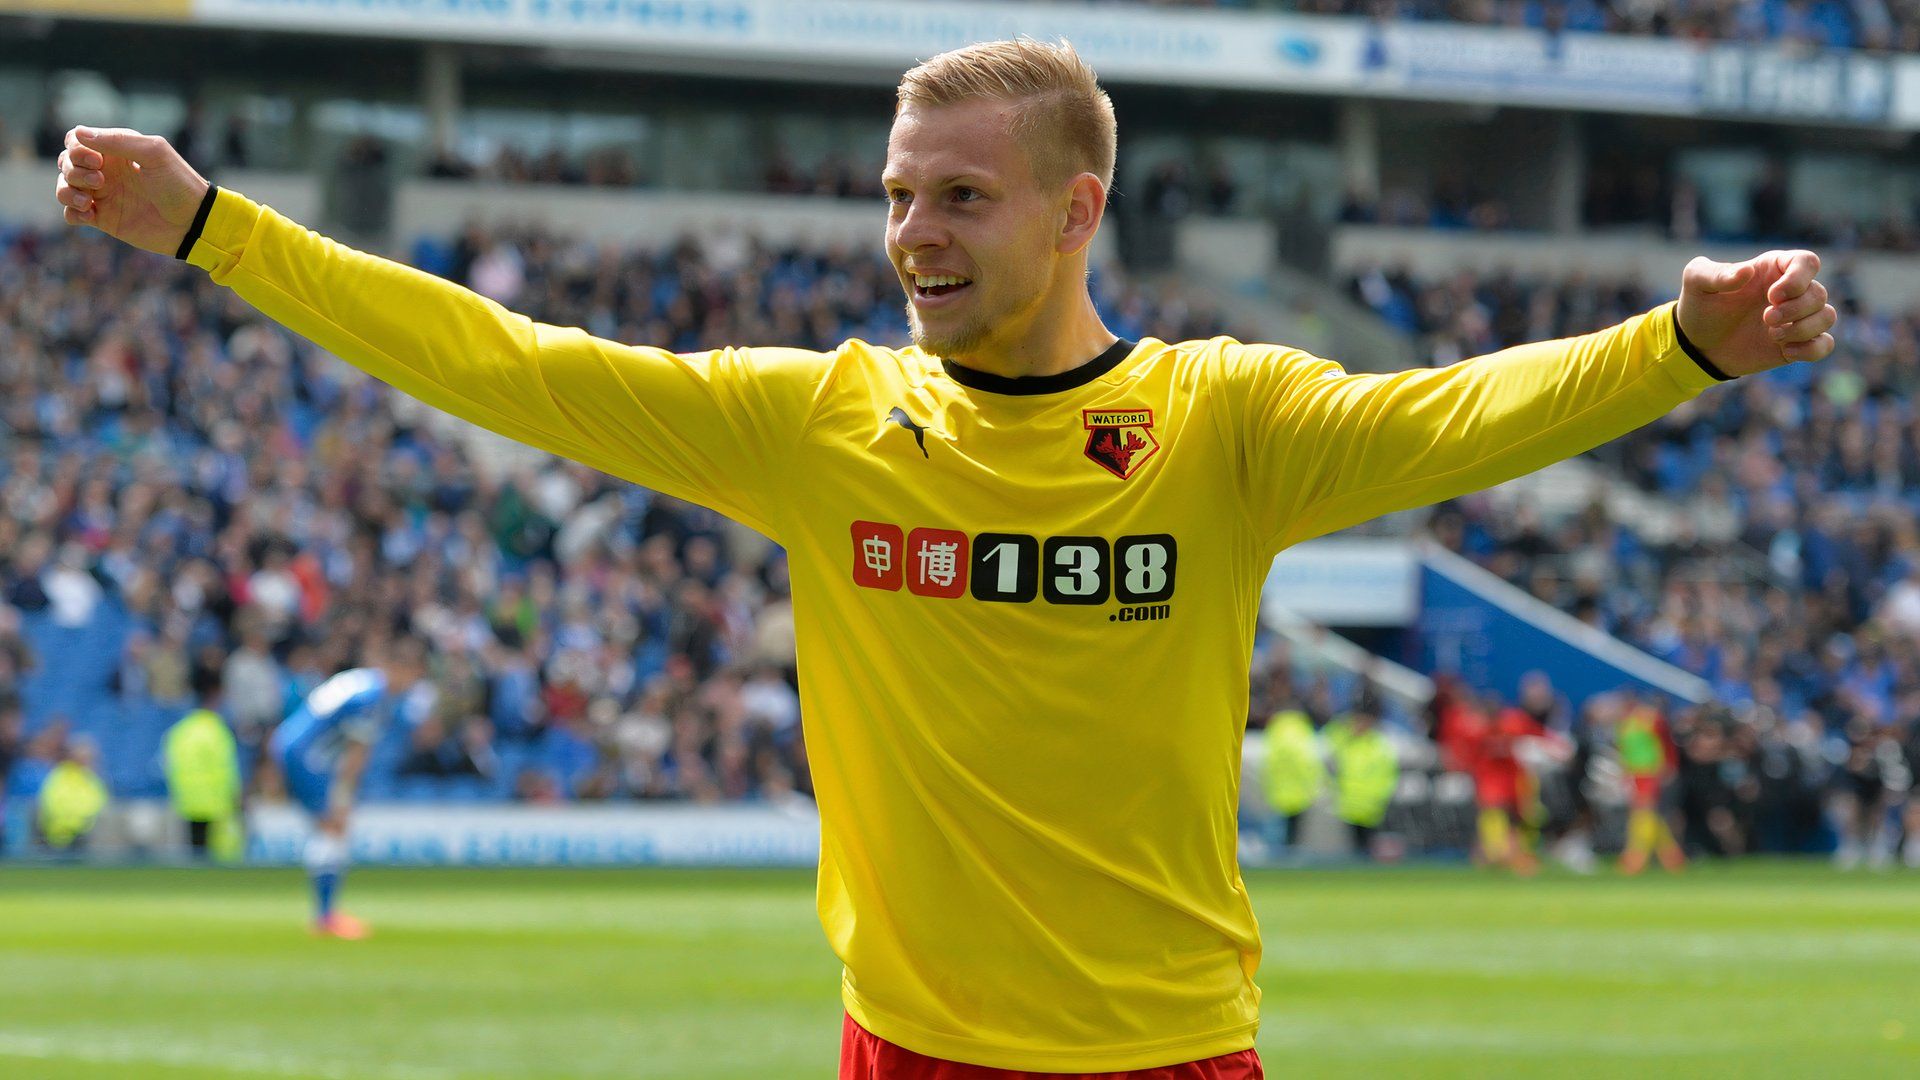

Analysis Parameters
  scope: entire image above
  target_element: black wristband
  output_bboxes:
[1673,309,1734,382]
[173,184,220,261]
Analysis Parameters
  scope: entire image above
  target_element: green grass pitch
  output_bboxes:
[1,862,1915,1078]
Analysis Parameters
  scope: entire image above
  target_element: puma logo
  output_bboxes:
[886,406,930,458]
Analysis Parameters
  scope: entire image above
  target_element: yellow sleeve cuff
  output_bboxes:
[184,187,263,275]
[1651,300,1723,397]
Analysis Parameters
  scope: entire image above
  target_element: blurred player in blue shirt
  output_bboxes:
[270,638,430,938]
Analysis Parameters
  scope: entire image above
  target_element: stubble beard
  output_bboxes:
[906,301,992,360]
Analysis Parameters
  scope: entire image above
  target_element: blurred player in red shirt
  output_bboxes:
[1437,674,1569,875]
[1434,680,1516,871]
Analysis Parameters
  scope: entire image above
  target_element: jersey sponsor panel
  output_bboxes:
[850,521,1177,616]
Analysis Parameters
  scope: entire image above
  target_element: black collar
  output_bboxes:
[940,339,1137,396]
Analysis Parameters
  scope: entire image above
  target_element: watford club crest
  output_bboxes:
[1081,408,1159,480]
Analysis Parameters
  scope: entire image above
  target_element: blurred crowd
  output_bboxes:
[1128,0,1920,51]
[0,219,1233,838]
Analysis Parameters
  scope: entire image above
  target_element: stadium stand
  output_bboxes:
[1345,260,1920,856]
[4,0,1917,866]
[0,222,1235,816]
[1124,0,1920,51]
[8,212,1905,859]
[3,216,1914,859]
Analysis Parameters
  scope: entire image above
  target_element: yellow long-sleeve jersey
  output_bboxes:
[183,189,1724,1070]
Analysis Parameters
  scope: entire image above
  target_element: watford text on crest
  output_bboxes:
[1081,408,1159,479]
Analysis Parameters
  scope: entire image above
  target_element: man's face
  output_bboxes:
[884,98,1063,359]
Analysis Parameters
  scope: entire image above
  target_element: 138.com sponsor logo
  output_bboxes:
[850,520,1176,620]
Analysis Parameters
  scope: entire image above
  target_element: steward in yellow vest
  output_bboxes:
[39,738,107,851]
[1323,702,1399,859]
[1262,708,1325,852]
[164,665,243,862]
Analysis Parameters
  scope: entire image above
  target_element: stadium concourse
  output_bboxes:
[0,222,1239,834]
[203,119,1918,259]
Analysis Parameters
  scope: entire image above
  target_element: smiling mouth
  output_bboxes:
[911,275,974,301]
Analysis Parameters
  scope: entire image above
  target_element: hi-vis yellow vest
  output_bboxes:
[164,708,240,821]
[1263,710,1325,815]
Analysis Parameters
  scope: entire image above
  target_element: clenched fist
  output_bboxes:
[1676,249,1837,378]
[55,126,213,258]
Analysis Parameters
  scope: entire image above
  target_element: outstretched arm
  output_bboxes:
[55,127,828,540]
[1228,251,1836,553]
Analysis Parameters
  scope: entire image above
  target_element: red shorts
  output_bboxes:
[1629,775,1661,808]
[839,1015,1264,1080]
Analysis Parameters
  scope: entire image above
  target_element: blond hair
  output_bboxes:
[897,37,1117,192]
